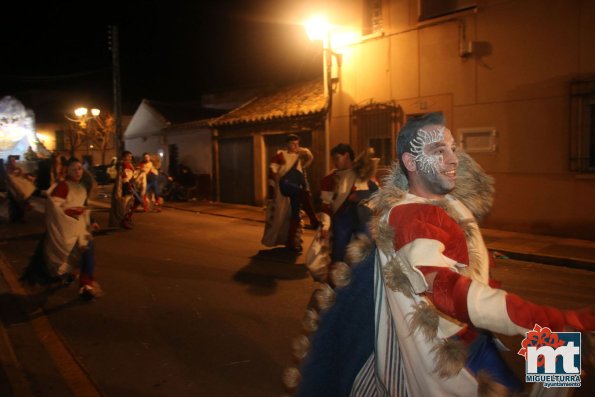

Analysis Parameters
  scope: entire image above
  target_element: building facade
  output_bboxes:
[211,80,327,206]
[323,0,595,239]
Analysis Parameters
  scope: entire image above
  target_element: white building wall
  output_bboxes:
[167,130,212,175]
[124,136,164,163]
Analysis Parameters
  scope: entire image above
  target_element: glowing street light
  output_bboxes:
[74,107,100,118]
[69,107,101,129]
[305,15,329,42]
[64,105,110,158]
[74,107,87,117]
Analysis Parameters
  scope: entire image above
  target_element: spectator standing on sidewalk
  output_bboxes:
[262,134,319,252]
[21,158,103,299]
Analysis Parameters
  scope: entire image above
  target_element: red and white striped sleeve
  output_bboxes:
[389,204,595,335]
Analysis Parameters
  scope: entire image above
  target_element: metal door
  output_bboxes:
[218,137,254,205]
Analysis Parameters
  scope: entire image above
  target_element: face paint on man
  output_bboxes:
[410,126,445,174]
[411,126,459,196]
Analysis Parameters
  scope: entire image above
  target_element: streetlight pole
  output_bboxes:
[66,107,101,160]
[109,25,123,154]
[323,31,332,174]
[306,16,334,173]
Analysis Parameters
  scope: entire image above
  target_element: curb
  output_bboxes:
[486,249,595,272]
[91,199,595,271]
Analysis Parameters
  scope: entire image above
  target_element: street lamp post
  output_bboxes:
[108,25,123,155]
[72,107,101,129]
[66,107,101,159]
[305,16,341,173]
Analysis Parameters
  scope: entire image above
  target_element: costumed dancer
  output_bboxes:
[4,155,35,223]
[138,152,161,212]
[262,134,318,252]
[21,158,103,300]
[305,144,379,282]
[109,151,142,229]
[286,113,594,397]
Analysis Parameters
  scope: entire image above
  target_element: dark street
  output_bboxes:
[0,200,594,396]
[1,203,313,396]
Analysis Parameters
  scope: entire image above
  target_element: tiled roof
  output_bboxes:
[166,117,215,131]
[210,79,327,127]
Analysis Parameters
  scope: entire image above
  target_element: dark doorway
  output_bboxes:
[219,137,254,205]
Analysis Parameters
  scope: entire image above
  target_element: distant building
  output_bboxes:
[210,79,327,206]
[123,99,236,194]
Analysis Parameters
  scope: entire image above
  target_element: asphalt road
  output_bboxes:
[1,203,594,396]
[1,206,314,396]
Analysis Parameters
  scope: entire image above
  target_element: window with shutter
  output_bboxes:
[350,101,401,166]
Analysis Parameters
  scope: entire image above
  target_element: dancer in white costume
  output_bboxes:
[22,159,102,299]
[262,134,317,252]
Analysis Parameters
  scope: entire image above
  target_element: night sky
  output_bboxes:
[0,0,323,120]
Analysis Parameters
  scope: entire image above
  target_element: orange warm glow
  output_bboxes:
[305,15,329,41]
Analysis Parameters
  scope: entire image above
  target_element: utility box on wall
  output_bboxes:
[458,127,497,153]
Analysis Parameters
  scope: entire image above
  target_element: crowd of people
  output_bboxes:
[3,150,176,301]
[108,150,165,230]
[2,115,594,395]
[261,134,380,272]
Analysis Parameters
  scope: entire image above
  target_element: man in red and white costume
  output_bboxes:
[261,134,318,252]
[292,113,594,397]
[43,158,102,299]
[373,112,594,396]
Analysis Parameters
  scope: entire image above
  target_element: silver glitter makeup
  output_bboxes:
[410,126,445,174]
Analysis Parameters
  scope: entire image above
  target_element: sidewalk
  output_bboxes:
[157,199,595,271]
